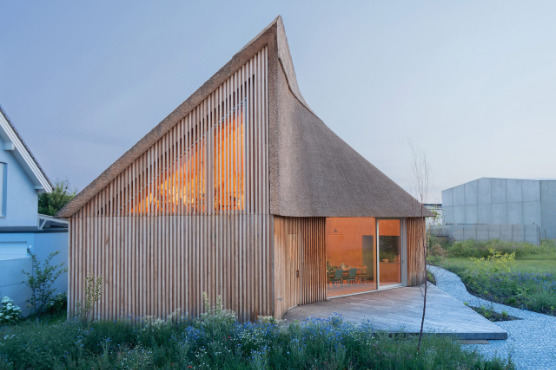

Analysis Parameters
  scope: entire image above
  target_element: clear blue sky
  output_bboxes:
[2,1,555,202]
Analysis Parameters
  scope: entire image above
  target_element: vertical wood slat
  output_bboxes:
[273,216,326,319]
[406,217,426,286]
[68,48,272,322]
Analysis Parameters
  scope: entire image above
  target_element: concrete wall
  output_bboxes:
[443,178,542,226]
[441,178,556,245]
[431,224,540,245]
[0,231,68,315]
[540,181,556,239]
[0,136,39,228]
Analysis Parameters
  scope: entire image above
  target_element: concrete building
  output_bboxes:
[439,178,556,245]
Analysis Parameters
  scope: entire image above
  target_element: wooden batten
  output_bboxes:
[406,217,426,286]
[68,48,270,322]
[273,216,326,318]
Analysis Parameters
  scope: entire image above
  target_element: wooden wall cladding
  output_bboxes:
[69,214,272,322]
[68,48,270,322]
[273,216,326,318]
[406,217,426,286]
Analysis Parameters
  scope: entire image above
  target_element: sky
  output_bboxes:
[1,1,556,203]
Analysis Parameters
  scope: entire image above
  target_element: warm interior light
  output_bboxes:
[129,106,245,214]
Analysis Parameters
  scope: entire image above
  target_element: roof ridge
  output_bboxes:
[57,17,282,217]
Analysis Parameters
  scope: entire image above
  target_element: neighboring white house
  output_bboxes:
[0,106,68,314]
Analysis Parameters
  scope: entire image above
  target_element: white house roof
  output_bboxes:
[0,106,52,193]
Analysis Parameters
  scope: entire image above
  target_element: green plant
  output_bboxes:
[0,312,513,369]
[78,274,103,322]
[470,248,515,274]
[469,305,518,322]
[22,249,67,316]
[0,296,22,324]
[38,180,76,216]
[427,237,447,265]
[45,292,67,316]
[426,270,437,285]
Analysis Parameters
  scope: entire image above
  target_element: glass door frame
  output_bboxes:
[376,218,407,290]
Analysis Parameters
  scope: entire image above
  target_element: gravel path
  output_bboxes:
[428,265,556,370]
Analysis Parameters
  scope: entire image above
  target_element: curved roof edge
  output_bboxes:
[269,60,433,218]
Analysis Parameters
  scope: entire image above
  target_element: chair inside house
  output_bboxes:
[346,268,357,283]
[332,269,344,285]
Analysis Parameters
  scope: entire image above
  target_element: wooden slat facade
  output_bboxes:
[273,216,327,318]
[67,39,427,322]
[406,217,426,286]
[68,48,272,322]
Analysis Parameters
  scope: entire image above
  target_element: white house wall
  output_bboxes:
[0,136,39,228]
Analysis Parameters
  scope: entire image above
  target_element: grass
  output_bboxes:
[429,238,556,316]
[467,305,519,322]
[427,270,437,285]
[440,257,556,275]
[0,309,513,369]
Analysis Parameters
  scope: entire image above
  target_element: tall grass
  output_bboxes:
[429,238,556,315]
[0,311,512,369]
[444,239,556,260]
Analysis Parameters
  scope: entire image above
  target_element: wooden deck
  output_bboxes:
[283,284,508,340]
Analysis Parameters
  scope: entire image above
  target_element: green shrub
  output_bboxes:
[445,239,556,260]
[0,297,22,325]
[22,249,67,317]
[0,310,513,369]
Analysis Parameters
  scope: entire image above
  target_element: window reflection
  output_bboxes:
[326,217,377,297]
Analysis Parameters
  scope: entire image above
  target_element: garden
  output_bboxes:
[0,303,513,369]
[0,243,516,369]
[428,238,556,316]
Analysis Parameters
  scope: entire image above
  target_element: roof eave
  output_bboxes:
[0,106,53,193]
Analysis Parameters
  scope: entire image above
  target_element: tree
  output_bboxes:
[410,144,431,353]
[38,180,76,216]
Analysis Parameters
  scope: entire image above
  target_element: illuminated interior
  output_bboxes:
[378,219,401,286]
[326,218,402,297]
[130,106,245,214]
[326,217,377,297]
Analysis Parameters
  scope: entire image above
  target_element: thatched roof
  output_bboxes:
[58,16,431,219]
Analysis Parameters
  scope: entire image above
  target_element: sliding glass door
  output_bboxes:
[326,217,403,298]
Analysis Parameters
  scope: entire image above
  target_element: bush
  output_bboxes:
[38,180,76,216]
[44,292,67,316]
[445,239,556,260]
[0,297,22,325]
[460,270,556,315]
[0,310,513,369]
[22,249,67,317]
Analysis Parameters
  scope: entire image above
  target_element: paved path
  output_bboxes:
[428,265,556,370]
[284,285,506,339]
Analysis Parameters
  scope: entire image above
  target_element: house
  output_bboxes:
[58,17,432,321]
[439,177,556,245]
[0,106,68,314]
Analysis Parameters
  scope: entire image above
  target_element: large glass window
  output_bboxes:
[326,217,377,297]
[326,217,403,297]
